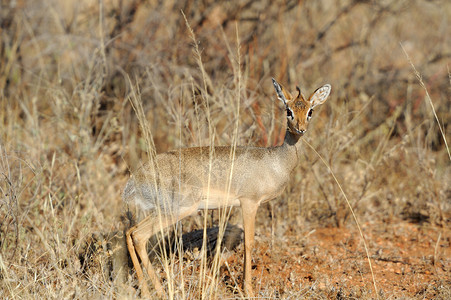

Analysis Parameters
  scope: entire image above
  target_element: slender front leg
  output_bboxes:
[240,199,259,298]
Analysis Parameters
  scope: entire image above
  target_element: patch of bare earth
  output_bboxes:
[220,221,450,298]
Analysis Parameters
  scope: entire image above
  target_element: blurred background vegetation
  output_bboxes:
[0,0,449,298]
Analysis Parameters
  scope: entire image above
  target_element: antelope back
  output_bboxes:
[272,78,331,135]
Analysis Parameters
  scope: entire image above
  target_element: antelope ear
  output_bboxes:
[309,84,331,108]
[272,78,292,105]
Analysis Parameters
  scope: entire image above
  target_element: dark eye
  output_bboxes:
[286,108,294,120]
[307,109,313,119]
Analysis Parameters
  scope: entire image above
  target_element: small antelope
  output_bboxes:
[123,78,331,298]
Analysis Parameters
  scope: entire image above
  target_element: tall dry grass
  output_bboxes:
[0,0,450,299]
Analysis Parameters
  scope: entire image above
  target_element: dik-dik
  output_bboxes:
[123,78,331,297]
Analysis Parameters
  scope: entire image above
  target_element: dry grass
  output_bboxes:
[1,0,450,299]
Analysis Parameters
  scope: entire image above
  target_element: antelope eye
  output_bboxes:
[286,108,294,120]
[307,109,313,119]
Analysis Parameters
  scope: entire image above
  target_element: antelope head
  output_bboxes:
[272,78,331,136]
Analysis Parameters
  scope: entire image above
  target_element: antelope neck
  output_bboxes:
[279,128,303,167]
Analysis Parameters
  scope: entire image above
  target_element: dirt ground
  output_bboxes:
[82,214,450,299]
[218,220,450,299]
